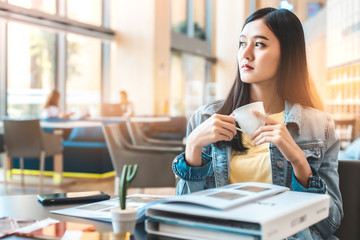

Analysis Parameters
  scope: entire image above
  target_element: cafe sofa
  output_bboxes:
[61,126,113,177]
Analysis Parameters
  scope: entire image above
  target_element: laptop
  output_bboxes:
[101,103,122,116]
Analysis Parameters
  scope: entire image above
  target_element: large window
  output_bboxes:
[7,22,55,118]
[0,1,113,119]
[170,0,214,118]
[66,34,101,118]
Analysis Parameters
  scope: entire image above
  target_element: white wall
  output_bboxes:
[110,0,170,115]
[303,8,327,103]
[214,0,249,99]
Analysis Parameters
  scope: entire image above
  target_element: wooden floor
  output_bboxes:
[0,168,176,196]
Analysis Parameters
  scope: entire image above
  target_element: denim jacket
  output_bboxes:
[172,100,343,240]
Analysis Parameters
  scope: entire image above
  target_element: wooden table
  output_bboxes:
[0,194,150,239]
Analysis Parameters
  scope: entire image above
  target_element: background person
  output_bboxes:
[42,90,73,119]
[172,8,342,239]
[119,90,134,117]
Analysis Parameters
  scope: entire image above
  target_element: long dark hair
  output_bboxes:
[218,8,322,151]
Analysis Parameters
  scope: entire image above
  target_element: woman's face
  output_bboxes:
[238,19,280,85]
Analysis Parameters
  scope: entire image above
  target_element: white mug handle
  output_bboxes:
[236,127,244,132]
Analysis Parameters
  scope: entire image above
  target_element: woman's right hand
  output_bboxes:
[185,114,237,167]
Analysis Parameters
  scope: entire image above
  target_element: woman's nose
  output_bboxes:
[241,45,254,61]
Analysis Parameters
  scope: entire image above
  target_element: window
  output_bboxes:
[66,0,102,26]
[171,1,187,35]
[193,0,206,40]
[171,0,207,40]
[170,52,211,119]
[66,34,101,118]
[0,0,113,119]
[170,0,214,118]
[8,0,56,14]
[7,22,55,118]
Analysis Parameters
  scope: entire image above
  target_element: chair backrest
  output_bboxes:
[3,119,43,158]
[102,123,127,175]
[102,123,177,188]
[335,160,360,239]
[142,116,187,141]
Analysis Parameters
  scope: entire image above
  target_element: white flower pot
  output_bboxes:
[111,207,138,235]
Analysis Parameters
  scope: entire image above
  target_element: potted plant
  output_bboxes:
[111,164,138,236]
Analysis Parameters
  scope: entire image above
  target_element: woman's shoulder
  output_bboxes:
[300,104,332,123]
[287,103,335,142]
[287,102,331,123]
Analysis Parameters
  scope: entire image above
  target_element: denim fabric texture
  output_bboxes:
[172,100,343,240]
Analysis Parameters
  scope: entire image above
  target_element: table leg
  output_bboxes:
[53,154,63,185]
[6,155,12,180]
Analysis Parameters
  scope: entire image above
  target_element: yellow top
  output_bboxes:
[229,111,285,184]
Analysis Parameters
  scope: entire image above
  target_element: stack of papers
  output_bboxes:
[51,194,171,223]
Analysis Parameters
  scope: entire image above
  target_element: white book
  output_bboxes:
[146,184,330,240]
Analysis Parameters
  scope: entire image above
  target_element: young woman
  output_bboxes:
[172,8,342,239]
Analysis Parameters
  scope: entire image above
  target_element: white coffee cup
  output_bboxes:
[232,102,266,135]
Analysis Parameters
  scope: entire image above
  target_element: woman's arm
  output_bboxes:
[250,110,312,187]
[185,114,237,167]
[251,110,343,237]
[310,116,343,237]
[173,103,236,194]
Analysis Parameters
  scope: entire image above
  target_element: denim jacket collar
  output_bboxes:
[284,101,302,135]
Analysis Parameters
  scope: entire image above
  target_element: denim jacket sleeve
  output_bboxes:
[292,115,343,238]
[172,102,222,195]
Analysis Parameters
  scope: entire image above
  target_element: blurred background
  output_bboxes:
[0,0,358,145]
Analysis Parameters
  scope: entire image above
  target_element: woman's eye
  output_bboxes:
[239,42,246,47]
[255,42,265,47]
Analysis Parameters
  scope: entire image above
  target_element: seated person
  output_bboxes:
[172,8,342,239]
[42,90,73,119]
[119,90,134,117]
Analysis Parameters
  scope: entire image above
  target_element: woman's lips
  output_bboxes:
[242,64,254,71]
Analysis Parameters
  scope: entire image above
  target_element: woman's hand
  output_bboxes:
[250,110,312,188]
[185,114,237,167]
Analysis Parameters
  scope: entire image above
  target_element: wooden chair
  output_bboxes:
[3,119,63,192]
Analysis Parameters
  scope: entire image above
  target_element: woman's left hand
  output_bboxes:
[250,110,312,188]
